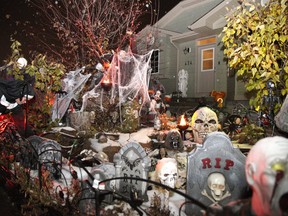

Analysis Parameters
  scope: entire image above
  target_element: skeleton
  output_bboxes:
[201,172,231,205]
[191,107,218,144]
[155,158,178,208]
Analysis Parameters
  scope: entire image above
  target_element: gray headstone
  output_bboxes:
[37,137,62,179]
[186,132,249,215]
[113,142,151,201]
[79,162,115,215]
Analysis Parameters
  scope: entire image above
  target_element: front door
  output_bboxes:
[196,45,215,96]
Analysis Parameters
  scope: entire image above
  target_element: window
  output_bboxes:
[150,49,159,74]
[197,36,216,46]
[201,48,214,71]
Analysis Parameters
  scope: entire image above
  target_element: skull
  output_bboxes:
[246,136,288,216]
[156,158,178,188]
[207,172,226,201]
[191,107,218,144]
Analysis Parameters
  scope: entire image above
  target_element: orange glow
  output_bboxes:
[103,62,110,70]
[102,78,110,84]
[101,75,112,91]
[179,115,187,126]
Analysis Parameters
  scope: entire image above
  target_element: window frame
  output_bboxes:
[201,47,215,72]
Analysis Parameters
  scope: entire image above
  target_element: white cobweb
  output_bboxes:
[52,47,154,123]
[51,67,91,121]
[110,48,153,106]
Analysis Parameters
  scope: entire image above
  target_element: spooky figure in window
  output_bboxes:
[0,79,35,137]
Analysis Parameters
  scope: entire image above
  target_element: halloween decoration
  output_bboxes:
[0,79,35,137]
[150,90,165,114]
[113,142,151,202]
[154,158,178,210]
[186,132,248,215]
[191,107,218,144]
[245,136,288,216]
[101,76,112,91]
[52,68,91,121]
[163,129,184,157]
[210,91,226,108]
[178,69,188,97]
[275,94,288,133]
[177,114,189,140]
[205,172,231,203]
[155,158,178,189]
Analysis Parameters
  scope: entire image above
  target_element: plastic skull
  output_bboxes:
[207,172,226,201]
[246,136,288,216]
[156,158,178,188]
[191,107,218,144]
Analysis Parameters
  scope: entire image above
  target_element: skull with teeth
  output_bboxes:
[191,107,218,144]
[207,172,226,201]
[156,158,178,188]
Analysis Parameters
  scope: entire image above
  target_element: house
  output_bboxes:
[136,0,260,102]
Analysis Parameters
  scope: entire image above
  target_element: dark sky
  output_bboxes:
[0,0,181,64]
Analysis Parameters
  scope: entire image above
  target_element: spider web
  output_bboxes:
[110,48,153,107]
[52,48,153,123]
[51,67,91,121]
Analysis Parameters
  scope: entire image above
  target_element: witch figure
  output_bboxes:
[0,78,35,137]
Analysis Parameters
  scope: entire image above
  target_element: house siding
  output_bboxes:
[137,0,249,101]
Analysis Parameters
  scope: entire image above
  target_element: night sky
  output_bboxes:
[0,0,181,64]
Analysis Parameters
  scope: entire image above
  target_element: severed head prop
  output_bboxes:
[246,136,288,216]
[155,158,178,189]
[191,107,218,144]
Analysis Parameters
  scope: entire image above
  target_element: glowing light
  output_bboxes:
[17,57,27,69]
[179,115,187,127]
[101,77,112,91]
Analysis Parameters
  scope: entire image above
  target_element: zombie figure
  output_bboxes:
[149,90,166,114]
[223,136,288,216]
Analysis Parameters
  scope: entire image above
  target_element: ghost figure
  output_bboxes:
[208,172,227,201]
[246,136,288,216]
[156,158,178,189]
[178,69,188,97]
[191,107,218,144]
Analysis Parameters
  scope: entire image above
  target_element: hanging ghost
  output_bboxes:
[178,69,188,97]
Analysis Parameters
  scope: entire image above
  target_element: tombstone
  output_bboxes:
[22,135,42,169]
[24,135,62,179]
[79,162,115,215]
[113,142,151,202]
[186,132,249,215]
